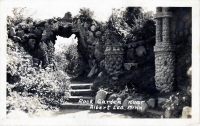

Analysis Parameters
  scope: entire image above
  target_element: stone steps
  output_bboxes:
[69,83,93,89]
[67,96,94,102]
[60,82,95,110]
[69,89,95,96]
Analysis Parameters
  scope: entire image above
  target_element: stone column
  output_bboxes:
[162,7,171,43]
[156,7,162,43]
[154,7,175,93]
[104,45,124,76]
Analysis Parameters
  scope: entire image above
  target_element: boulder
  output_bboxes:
[122,98,129,108]
[165,108,171,118]
[83,22,89,30]
[147,98,156,108]
[181,106,191,118]
[90,25,96,32]
[28,39,36,49]
[13,36,21,42]
[34,28,43,38]
[35,20,46,27]
[41,30,47,41]
[138,102,148,113]
[95,89,108,104]
[52,23,59,31]
[114,97,122,108]
[19,22,29,30]
[45,22,51,32]
[107,93,118,101]
[21,34,29,43]
[126,96,134,100]
[118,93,126,101]
[16,30,25,38]
[27,33,38,39]
[135,46,146,57]
[122,96,134,109]
[9,27,16,37]
[29,25,35,33]
[86,31,95,44]
[95,31,102,38]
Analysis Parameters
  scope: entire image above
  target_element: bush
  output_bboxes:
[162,90,191,118]
[7,38,71,115]
[54,40,84,78]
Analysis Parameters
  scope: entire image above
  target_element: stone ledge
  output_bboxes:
[155,12,173,19]
[154,45,176,52]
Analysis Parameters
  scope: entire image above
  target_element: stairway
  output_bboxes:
[60,81,95,110]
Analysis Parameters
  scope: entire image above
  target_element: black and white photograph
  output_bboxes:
[0,0,199,125]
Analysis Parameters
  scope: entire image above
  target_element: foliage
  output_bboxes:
[54,39,81,78]
[8,7,35,26]
[73,7,94,23]
[122,7,143,27]
[106,7,155,45]
[6,38,70,115]
[107,9,131,42]
[162,90,191,117]
[7,85,49,115]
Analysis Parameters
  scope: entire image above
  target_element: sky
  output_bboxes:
[5,0,156,50]
[6,1,156,22]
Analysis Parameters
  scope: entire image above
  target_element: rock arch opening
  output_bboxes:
[54,34,83,78]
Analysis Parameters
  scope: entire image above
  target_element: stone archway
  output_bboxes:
[9,11,106,80]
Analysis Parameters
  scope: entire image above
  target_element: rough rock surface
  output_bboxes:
[147,98,156,108]
[95,89,108,104]
[181,106,191,118]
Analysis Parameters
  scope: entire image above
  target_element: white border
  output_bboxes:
[0,0,199,125]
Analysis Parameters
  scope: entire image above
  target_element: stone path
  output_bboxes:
[5,109,139,126]
[60,81,95,109]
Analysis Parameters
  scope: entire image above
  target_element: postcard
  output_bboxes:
[0,0,199,125]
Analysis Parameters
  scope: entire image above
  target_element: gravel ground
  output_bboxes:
[4,108,149,125]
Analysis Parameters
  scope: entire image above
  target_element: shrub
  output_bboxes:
[162,90,191,118]
[6,38,71,115]
[54,40,84,78]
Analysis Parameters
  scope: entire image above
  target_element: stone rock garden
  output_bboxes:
[6,7,191,118]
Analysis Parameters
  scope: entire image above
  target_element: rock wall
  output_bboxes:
[72,17,105,78]
[8,17,65,69]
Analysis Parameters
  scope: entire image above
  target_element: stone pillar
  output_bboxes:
[104,45,124,76]
[162,7,171,43]
[156,7,162,43]
[154,7,175,93]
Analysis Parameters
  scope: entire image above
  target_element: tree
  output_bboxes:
[122,7,143,28]
[9,7,36,25]
[78,7,94,23]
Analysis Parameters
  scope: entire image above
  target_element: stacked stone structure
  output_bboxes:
[154,7,176,93]
[104,45,124,76]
